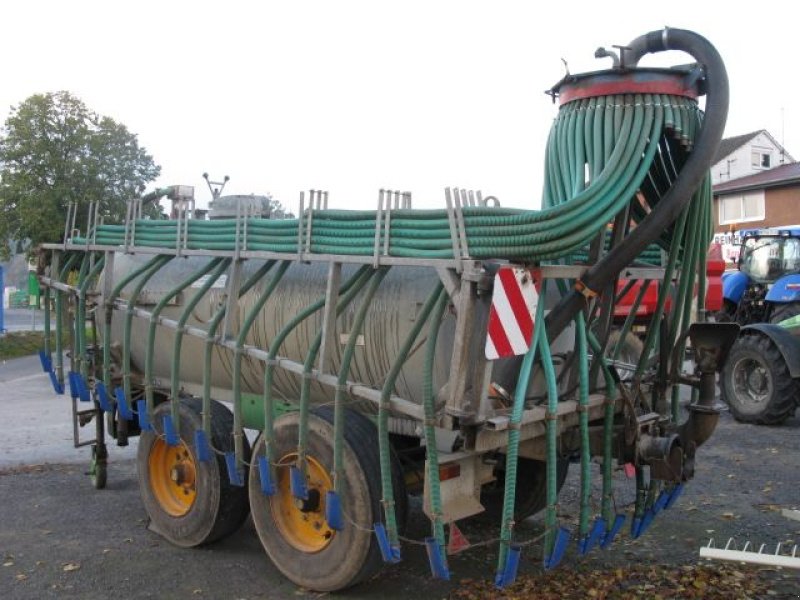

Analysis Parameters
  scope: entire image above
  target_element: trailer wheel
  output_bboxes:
[720,333,797,425]
[137,398,250,547]
[480,456,569,521]
[249,407,406,592]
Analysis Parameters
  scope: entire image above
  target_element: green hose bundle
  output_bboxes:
[77,95,703,266]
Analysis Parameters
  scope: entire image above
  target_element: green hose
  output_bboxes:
[261,265,370,476]
[170,257,231,407]
[369,281,442,551]
[75,255,105,383]
[74,95,699,264]
[538,311,560,558]
[73,254,91,379]
[103,255,168,392]
[122,256,173,411]
[232,261,289,469]
[296,268,374,472]
[144,257,223,430]
[586,330,616,526]
[331,268,390,496]
[201,259,277,437]
[496,283,546,573]
[576,311,591,540]
[423,289,449,550]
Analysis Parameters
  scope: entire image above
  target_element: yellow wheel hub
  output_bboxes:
[272,454,335,553]
[149,439,197,517]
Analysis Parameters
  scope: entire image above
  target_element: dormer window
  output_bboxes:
[752,149,772,169]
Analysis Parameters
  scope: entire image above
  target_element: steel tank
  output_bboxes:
[106,254,464,413]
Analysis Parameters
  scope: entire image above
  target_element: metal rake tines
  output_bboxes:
[701,537,800,569]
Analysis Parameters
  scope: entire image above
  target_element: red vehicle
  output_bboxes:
[614,255,725,334]
[605,247,725,381]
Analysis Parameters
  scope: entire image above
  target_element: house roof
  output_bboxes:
[713,161,800,195]
[713,130,762,164]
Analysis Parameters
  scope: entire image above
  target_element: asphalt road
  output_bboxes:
[1,356,799,598]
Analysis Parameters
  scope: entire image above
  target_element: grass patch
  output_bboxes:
[0,331,60,361]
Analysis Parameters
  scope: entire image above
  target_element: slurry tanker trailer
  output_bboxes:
[37,28,738,591]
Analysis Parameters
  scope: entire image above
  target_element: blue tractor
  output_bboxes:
[719,228,800,424]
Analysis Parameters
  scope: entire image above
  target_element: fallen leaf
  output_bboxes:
[3,560,14,567]
[16,573,28,581]
[62,563,80,572]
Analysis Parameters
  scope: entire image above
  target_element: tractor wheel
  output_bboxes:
[770,302,800,325]
[720,333,798,425]
[248,407,407,592]
[137,398,250,547]
[479,456,569,521]
[606,329,644,382]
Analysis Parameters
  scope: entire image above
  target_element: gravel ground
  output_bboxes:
[1,358,799,598]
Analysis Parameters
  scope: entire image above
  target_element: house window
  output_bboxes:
[752,149,771,169]
[719,191,765,225]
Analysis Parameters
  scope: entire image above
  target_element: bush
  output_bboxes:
[0,331,62,361]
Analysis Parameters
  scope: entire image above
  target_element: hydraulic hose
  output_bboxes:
[546,28,728,340]
[201,259,277,438]
[295,267,374,472]
[422,289,449,551]
[261,265,371,480]
[232,260,289,470]
[370,281,442,552]
[144,257,223,430]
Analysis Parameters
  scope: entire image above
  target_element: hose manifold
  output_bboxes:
[637,433,683,482]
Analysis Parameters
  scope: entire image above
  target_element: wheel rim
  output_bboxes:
[148,439,197,517]
[272,454,335,553]
[732,355,772,407]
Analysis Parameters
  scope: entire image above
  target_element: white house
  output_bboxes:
[710,130,793,185]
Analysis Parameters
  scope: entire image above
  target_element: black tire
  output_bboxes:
[479,456,569,521]
[606,329,644,382]
[137,398,250,547]
[720,333,798,425]
[248,407,407,592]
[770,302,800,325]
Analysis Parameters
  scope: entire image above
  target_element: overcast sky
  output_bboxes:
[1,1,797,213]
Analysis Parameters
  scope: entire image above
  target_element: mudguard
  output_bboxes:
[722,271,749,304]
[765,274,800,303]
[741,323,800,378]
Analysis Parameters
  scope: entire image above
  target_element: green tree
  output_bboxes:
[0,91,160,258]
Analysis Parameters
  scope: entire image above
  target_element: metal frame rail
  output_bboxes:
[40,189,669,442]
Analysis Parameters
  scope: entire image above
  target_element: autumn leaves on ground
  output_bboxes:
[452,564,784,599]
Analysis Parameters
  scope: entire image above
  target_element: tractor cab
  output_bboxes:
[722,228,800,324]
[739,231,800,283]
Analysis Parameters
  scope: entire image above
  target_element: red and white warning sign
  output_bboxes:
[485,266,540,360]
